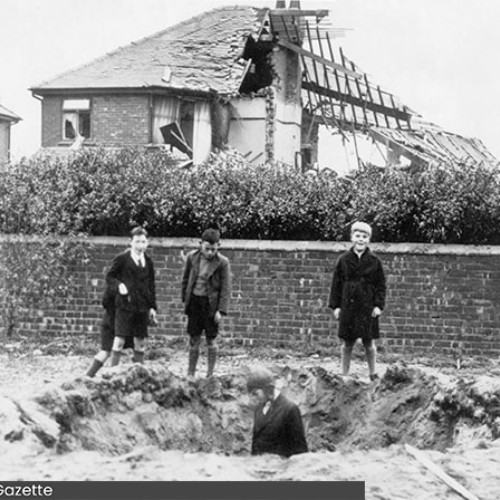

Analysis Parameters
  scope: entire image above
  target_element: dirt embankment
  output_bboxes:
[1,352,500,499]
[2,360,500,455]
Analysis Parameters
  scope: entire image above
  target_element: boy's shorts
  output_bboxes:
[101,310,134,350]
[187,295,219,340]
[115,309,149,339]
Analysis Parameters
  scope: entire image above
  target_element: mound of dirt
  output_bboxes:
[1,355,500,499]
[2,360,499,458]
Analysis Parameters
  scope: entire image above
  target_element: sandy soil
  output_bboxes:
[0,340,499,500]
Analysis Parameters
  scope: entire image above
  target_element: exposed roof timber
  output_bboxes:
[370,129,436,165]
[274,14,412,131]
[269,9,329,18]
[302,80,412,125]
[277,39,362,79]
[268,9,332,43]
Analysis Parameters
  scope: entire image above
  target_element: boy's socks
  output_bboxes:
[133,350,145,364]
[86,359,103,378]
[188,348,199,376]
[110,350,121,367]
[207,346,218,377]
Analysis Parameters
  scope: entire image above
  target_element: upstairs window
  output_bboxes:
[62,99,90,140]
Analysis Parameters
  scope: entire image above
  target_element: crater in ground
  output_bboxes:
[1,347,500,498]
[2,361,499,457]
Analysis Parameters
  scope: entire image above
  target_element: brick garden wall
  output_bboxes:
[10,237,500,357]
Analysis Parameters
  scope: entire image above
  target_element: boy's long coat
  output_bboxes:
[181,249,231,317]
[251,393,308,458]
[328,247,386,340]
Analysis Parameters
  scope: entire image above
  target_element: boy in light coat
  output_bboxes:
[181,228,231,377]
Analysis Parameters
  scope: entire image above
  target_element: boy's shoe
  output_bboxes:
[133,350,145,364]
[369,373,379,382]
[86,359,103,378]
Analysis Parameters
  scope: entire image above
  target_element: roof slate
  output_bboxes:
[31,6,266,95]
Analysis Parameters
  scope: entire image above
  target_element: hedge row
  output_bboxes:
[1,147,499,243]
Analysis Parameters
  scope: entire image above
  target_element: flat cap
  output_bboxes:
[247,367,275,391]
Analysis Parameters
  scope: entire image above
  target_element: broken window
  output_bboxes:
[153,96,212,164]
[62,99,90,140]
[152,97,181,144]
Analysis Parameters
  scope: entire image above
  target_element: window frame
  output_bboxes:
[62,99,91,141]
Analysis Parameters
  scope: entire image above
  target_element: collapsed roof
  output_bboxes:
[370,123,498,168]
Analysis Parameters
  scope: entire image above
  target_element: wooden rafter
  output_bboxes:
[302,80,412,124]
[276,38,362,78]
[270,7,414,132]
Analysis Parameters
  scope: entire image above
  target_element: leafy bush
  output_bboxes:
[1,147,500,243]
[0,233,90,336]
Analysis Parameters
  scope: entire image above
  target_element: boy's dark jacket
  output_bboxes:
[101,271,134,350]
[105,250,157,313]
[251,393,308,458]
[328,247,386,340]
[181,249,231,316]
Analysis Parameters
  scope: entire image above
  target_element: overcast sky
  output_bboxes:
[1,0,499,161]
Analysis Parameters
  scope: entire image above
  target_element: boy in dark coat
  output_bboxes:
[181,228,231,378]
[85,283,133,377]
[328,221,386,380]
[106,226,157,367]
[247,367,308,458]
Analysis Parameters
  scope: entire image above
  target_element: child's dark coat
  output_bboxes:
[328,247,386,340]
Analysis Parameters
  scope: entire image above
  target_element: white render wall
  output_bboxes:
[228,96,267,163]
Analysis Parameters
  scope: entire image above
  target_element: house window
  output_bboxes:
[62,99,90,140]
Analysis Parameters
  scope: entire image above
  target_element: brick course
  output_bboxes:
[6,237,500,357]
[92,95,150,144]
[40,94,150,147]
[41,96,62,146]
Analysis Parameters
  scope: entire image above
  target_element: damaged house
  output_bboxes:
[0,103,21,164]
[30,2,498,169]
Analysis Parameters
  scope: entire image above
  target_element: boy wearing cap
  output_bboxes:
[247,367,308,458]
[328,221,386,381]
[181,227,231,378]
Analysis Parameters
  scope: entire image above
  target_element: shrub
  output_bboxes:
[0,233,90,336]
[1,147,499,244]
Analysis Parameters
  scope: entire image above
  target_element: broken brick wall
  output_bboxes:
[300,109,319,169]
[7,236,500,358]
[269,47,302,165]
